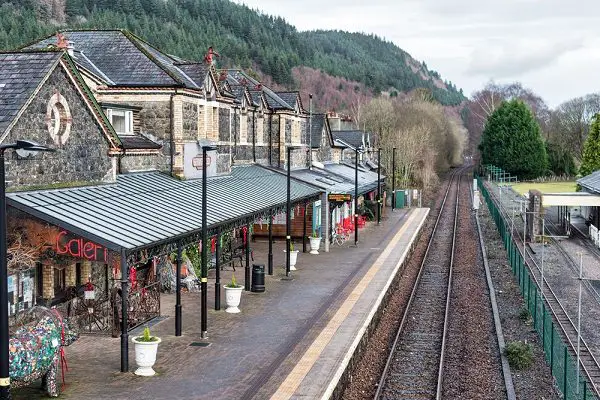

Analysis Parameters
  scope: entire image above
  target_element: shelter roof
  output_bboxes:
[7,165,322,252]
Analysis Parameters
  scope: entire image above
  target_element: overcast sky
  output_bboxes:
[235,0,600,108]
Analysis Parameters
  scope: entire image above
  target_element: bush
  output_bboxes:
[505,340,534,370]
[518,307,531,322]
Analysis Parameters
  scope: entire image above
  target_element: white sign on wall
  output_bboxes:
[183,142,217,180]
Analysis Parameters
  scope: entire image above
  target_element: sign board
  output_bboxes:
[328,193,351,203]
[56,230,107,262]
[183,142,217,180]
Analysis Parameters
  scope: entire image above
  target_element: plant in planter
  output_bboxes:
[308,231,322,255]
[284,241,300,270]
[132,326,161,376]
[223,273,244,313]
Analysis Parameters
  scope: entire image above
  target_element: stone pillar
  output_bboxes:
[42,264,54,300]
[81,260,92,283]
[66,263,76,287]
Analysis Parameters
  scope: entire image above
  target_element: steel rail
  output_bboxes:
[374,167,463,399]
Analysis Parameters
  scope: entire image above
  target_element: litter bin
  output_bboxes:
[251,264,265,292]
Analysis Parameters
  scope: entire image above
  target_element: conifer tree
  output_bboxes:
[479,99,548,179]
[580,114,600,177]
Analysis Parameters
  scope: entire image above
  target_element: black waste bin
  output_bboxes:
[251,263,265,292]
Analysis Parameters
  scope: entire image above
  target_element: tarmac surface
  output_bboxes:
[14,207,428,400]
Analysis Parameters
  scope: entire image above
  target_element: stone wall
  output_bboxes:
[5,67,114,189]
[120,153,167,173]
[285,118,292,144]
[182,101,198,141]
[216,145,231,174]
[219,108,230,142]
[103,99,171,173]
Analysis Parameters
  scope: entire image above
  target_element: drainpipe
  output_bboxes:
[268,113,273,166]
[233,107,237,165]
[169,92,175,175]
[252,109,256,162]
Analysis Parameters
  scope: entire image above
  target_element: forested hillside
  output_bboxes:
[0,0,465,106]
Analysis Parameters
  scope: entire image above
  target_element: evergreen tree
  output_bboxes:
[479,99,548,179]
[580,114,600,177]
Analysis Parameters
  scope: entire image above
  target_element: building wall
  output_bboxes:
[253,203,315,239]
[5,66,114,189]
[120,153,165,173]
[182,101,198,141]
[95,95,171,172]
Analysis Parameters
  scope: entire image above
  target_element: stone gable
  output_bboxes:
[5,66,113,190]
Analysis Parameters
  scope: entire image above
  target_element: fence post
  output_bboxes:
[550,324,554,374]
[527,276,531,310]
[564,346,568,398]
[533,288,537,328]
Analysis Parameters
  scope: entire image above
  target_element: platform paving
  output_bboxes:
[13,207,429,400]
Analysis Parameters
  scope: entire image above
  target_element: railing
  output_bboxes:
[478,176,599,400]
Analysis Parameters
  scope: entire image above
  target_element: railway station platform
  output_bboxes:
[14,207,429,400]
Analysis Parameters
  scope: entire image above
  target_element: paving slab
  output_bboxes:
[13,207,428,400]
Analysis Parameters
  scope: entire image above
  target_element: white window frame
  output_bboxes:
[105,108,133,135]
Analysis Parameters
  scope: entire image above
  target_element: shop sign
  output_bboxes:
[55,230,108,262]
[328,193,351,203]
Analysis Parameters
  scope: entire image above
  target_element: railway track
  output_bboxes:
[487,182,600,397]
[374,168,461,399]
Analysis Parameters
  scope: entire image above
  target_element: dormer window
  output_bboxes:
[105,108,133,135]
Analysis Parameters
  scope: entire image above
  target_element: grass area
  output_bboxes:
[511,181,577,195]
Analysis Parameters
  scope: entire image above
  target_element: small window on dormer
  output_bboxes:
[106,109,133,135]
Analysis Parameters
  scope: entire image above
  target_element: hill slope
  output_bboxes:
[0,0,465,107]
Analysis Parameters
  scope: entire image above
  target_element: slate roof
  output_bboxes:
[578,170,600,194]
[119,135,162,150]
[331,130,365,149]
[0,51,61,136]
[26,30,205,89]
[276,91,301,111]
[310,114,327,149]
[7,165,322,251]
[225,69,293,110]
[176,63,209,88]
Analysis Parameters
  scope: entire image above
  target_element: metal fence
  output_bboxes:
[478,176,597,400]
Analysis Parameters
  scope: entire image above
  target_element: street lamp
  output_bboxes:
[391,147,396,211]
[377,148,381,225]
[201,145,216,339]
[285,146,303,279]
[354,145,364,246]
[1,140,54,399]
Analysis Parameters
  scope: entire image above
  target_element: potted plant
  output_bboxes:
[132,326,161,376]
[224,273,244,313]
[284,241,300,270]
[308,231,322,255]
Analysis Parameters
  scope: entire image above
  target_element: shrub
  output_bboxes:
[226,273,239,288]
[136,326,159,342]
[505,340,534,370]
[518,307,531,322]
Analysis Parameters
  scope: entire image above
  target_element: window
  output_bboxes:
[106,109,133,134]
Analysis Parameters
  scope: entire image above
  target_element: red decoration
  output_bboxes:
[211,237,216,252]
[242,226,248,245]
[129,266,137,290]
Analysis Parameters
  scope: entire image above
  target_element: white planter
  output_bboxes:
[224,285,244,313]
[309,237,322,254]
[132,336,161,376]
[284,250,299,270]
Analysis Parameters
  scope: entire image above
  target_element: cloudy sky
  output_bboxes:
[235,0,600,108]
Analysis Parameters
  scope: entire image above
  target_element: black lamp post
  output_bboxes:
[0,140,54,399]
[285,146,302,279]
[377,147,382,225]
[392,147,396,211]
[354,146,363,246]
[201,145,216,339]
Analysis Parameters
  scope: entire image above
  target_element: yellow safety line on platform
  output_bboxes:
[270,209,421,400]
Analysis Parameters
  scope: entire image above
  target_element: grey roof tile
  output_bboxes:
[0,51,61,135]
[331,130,365,149]
[309,114,327,149]
[578,170,600,194]
[27,31,202,88]
[119,135,162,150]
